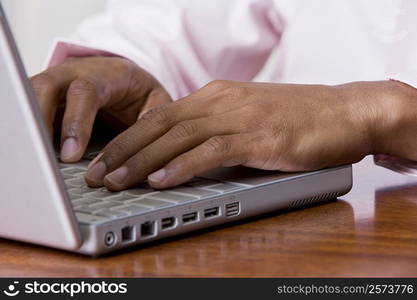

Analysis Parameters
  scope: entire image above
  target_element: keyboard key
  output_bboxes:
[62,173,75,180]
[185,178,219,188]
[94,209,128,219]
[75,212,106,223]
[68,192,83,200]
[109,194,136,202]
[203,182,244,193]
[85,190,118,199]
[113,204,150,214]
[90,201,122,210]
[60,161,89,168]
[68,186,97,195]
[65,178,86,187]
[148,192,197,203]
[59,163,74,169]
[124,188,159,198]
[62,167,86,175]
[130,198,173,208]
[76,206,102,214]
[169,187,220,198]
[72,198,102,206]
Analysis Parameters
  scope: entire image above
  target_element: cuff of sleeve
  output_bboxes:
[45,39,121,68]
[374,155,417,176]
[44,39,175,99]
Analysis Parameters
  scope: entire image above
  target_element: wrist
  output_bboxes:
[354,80,417,156]
[374,80,417,157]
[335,80,417,157]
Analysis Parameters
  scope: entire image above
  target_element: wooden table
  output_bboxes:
[1,157,417,277]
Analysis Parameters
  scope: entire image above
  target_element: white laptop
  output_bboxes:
[0,4,352,256]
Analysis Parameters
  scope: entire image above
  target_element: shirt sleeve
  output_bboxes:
[46,0,284,100]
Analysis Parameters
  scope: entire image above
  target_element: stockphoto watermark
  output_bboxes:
[1,280,128,298]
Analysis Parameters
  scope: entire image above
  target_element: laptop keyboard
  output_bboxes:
[60,161,246,224]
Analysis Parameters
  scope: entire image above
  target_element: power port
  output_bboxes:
[140,221,156,238]
[121,225,135,243]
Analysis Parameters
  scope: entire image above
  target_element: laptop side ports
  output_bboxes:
[204,207,220,219]
[182,212,198,224]
[121,225,135,243]
[140,221,156,239]
[161,217,176,230]
[225,202,240,217]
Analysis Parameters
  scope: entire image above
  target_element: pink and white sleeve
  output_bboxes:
[46,0,283,100]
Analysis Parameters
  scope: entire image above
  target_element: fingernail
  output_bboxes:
[61,137,79,161]
[88,152,104,168]
[105,166,128,185]
[86,161,107,183]
[148,169,167,183]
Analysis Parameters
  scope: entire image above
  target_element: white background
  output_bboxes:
[1,0,104,75]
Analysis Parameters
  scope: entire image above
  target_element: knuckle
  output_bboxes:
[68,78,97,96]
[118,57,137,72]
[61,56,81,66]
[205,136,231,154]
[103,140,127,166]
[62,120,83,137]
[222,86,247,100]
[141,106,172,126]
[206,80,230,91]
[249,118,274,131]
[170,121,198,139]
[135,150,152,165]
[31,73,55,90]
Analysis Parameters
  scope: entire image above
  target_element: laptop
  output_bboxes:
[0,4,352,256]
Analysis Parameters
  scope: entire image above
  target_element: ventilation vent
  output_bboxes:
[288,191,341,210]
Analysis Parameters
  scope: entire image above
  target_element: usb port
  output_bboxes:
[161,217,176,230]
[204,207,220,219]
[140,221,156,238]
[182,212,198,224]
[225,202,240,217]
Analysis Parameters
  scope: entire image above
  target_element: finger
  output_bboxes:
[147,134,253,189]
[91,81,239,172]
[60,78,101,162]
[85,100,209,187]
[138,87,172,118]
[190,80,236,99]
[30,67,76,138]
[102,117,240,190]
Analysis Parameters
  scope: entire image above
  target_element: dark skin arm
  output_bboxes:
[31,57,417,190]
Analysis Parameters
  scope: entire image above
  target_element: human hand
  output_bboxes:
[31,56,172,162]
[85,79,414,190]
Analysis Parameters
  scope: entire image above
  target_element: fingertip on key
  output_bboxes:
[85,161,107,187]
[60,137,79,162]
